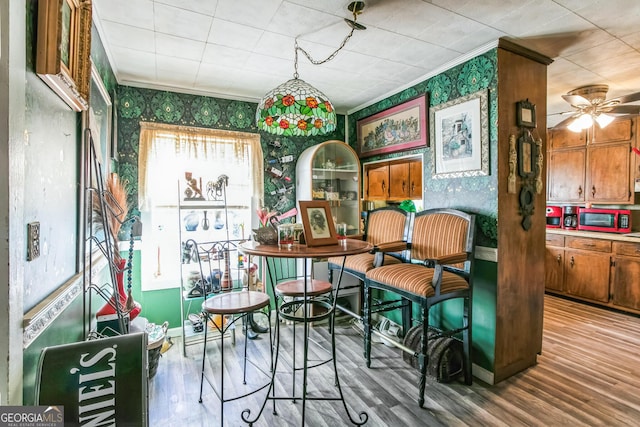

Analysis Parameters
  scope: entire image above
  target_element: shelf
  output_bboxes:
[179,202,247,210]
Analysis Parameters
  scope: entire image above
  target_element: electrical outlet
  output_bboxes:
[27,222,40,261]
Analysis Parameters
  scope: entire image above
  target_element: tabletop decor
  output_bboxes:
[299,200,338,246]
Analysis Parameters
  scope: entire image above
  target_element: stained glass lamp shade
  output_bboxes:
[256,77,337,137]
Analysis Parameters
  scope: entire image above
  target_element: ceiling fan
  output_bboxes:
[554,84,640,131]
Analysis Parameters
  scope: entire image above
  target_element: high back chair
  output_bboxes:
[188,239,272,427]
[326,207,411,315]
[363,208,476,407]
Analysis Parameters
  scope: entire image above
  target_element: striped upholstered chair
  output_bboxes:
[327,207,411,314]
[364,208,476,407]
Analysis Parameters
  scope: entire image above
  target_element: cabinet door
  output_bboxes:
[586,143,632,203]
[409,160,423,199]
[564,249,611,302]
[545,246,564,292]
[547,148,586,202]
[592,118,633,144]
[389,162,410,199]
[611,256,640,311]
[549,128,586,150]
[366,164,389,199]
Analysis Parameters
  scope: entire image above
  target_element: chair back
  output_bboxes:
[363,207,411,246]
[408,209,475,273]
[184,239,242,295]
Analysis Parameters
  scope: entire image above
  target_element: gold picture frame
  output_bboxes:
[36,0,92,111]
[299,201,338,247]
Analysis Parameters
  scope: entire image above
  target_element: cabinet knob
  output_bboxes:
[578,185,583,196]
[411,181,415,193]
[556,254,561,264]
[591,185,596,197]
[382,180,386,193]
[402,180,406,192]
[570,256,575,267]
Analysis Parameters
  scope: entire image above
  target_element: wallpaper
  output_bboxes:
[114,86,345,237]
[348,51,499,247]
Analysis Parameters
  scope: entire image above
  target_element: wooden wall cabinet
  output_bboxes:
[547,118,635,204]
[364,157,422,201]
[546,232,640,315]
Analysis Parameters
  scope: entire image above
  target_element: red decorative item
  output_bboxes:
[96,259,141,321]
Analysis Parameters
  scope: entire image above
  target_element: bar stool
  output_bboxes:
[198,291,272,426]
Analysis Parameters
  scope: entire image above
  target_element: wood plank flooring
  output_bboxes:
[148,295,640,426]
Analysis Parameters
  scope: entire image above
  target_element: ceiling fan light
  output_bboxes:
[567,119,583,133]
[595,113,614,128]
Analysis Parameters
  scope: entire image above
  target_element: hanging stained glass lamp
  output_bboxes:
[255,1,366,137]
[256,78,337,137]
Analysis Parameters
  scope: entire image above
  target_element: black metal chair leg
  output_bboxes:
[364,284,372,367]
[199,312,208,403]
[418,308,429,408]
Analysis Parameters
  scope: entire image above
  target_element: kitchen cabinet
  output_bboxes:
[612,241,640,311]
[544,234,564,292]
[546,231,640,315]
[296,140,361,235]
[364,156,422,201]
[547,118,636,204]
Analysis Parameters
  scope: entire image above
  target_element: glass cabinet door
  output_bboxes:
[296,140,361,236]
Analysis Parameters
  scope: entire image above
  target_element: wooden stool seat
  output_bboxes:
[202,291,270,315]
[275,279,332,297]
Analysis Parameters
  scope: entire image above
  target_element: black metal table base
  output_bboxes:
[242,258,368,426]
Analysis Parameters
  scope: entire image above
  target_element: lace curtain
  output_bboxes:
[137,122,264,212]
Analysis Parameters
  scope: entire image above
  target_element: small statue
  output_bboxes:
[184,171,204,200]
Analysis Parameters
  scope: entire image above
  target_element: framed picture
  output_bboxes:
[86,61,113,174]
[298,201,338,247]
[357,94,428,158]
[430,89,489,179]
[518,133,536,178]
[36,0,92,112]
[516,100,536,128]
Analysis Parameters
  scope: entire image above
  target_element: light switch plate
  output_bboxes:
[27,222,40,261]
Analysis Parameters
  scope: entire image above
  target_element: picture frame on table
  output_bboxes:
[298,201,338,247]
[36,0,92,112]
[430,89,489,179]
[357,94,428,158]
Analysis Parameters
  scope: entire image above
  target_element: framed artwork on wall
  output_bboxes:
[516,100,536,128]
[357,94,428,158]
[299,201,338,247]
[86,61,113,174]
[430,89,489,179]
[36,0,92,112]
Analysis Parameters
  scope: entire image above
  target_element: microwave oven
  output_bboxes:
[577,208,631,233]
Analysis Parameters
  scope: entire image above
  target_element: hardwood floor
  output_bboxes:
[148,295,640,426]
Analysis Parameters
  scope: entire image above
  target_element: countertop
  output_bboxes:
[547,228,640,243]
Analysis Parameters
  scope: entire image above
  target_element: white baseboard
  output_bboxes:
[472,363,494,384]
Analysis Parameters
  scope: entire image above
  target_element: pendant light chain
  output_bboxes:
[293,27,356,79]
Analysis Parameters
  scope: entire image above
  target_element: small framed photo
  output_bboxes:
[298,201,338,247]
[516,100,536,128]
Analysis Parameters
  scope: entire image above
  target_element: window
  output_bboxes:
[137,123,263,290]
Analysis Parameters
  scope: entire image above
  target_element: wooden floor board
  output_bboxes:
[148,295,640,426]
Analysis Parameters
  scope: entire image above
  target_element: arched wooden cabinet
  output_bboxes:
[296,140,361,236]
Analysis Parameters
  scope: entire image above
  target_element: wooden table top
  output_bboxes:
[239,239,372,259]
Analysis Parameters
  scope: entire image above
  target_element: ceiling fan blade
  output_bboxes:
[605,105,640,115]
[608,91,640,105]
[562,94,591,107]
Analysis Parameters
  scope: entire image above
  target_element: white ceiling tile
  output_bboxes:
[155,33,205,61]
[153,3,214,42]
[214,0,283,29]
[201,43,251,67]
[207,18,264,51]
[101,21,155,52]
[94,0,155,30]
[155,0,218,16]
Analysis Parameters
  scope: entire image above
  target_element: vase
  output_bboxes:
[184,211,199,231]
[96,259,142,322]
